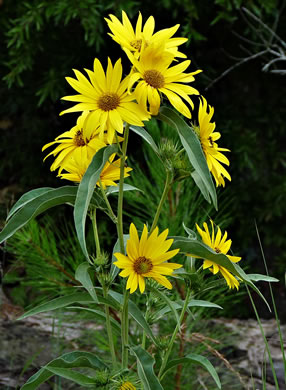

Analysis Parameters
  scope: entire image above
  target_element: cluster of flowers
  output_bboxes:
[43,11,239,293]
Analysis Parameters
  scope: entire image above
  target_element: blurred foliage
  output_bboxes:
[1,0,286,316]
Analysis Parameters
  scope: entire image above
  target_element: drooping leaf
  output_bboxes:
[74,144,117,260]
[106,183,143,195]
[0,186,77,243]
[17,292,92,320]
[130,125,161,157]
[7,187,53,219]
[161,353,221,389]
[131,346,163,390]
[247,274,279,282]
[21,351,107,390]
[44,367,97,386]
[68,306,121,333]
[158,107,217,209]
[108,291,158,345]
[150,287,180,327]
[75,262,98,303]
[156,299,222,319]
[171,235,271,310]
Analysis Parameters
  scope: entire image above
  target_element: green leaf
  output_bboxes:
[68,306,121,333]
[106,183,143,195]
[7,187,53,219]
[248,274,279,282]
[162,353,221,389]
[131,346,163,390]
[74,144,117,260]
[0,186,77,243]
[75,263,98,303]
[158,107,217,209]
[45,367,97,386]
[21,351,107,390]
[17,292,92,320]
[108,291,158,346]
[191,170,211,203]
[171,235,271,310]
[156,299,222,319]
[150,287,180,327]
[130,125,161,157]
[110,234,129,282]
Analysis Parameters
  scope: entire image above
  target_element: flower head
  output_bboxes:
[126,45,201,117]
[119,381,136,390]
[105,11,187,58]
[42,111,107,173]
[58,152,131,189]
[192,220,241,289]
[114,223,182,293]
[195,96,231,187]
[60,58,150,143]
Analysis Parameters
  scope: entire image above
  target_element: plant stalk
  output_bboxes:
[91,208,101,257]
[103,286,117,366]
[158,287,191,380]
[117,123,130,368]
[150,169,172,234]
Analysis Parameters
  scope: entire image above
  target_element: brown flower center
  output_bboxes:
[143,69,165,89]
[133,256,153,274]
[74,130,88,146]
[98,93,120,111]
[130,39,142,51]
[214,247,221,253]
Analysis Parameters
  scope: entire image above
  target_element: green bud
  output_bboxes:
[94,370,109,385]
[93,252,109,266]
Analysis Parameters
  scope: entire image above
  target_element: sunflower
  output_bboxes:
[105,11,188,58]
[58,152,132,189]
[194,96,231,187]
[42,111,107,173]
[60,58,150,144]
[126,44,201,117]
[114,223,182,293]
[191,220,241,289]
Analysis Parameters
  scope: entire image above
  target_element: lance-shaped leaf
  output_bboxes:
[7,187,53,219]
[75,262,98,303]
[106,183,143,195]
[158,107,217,209]
[17,292,92,320]
[130,125,161,159]
[74,144,117,260]
[44,367,97,386]
[131,346,163,390]
[150,286,180,327]
[21,351,107,390]
[108,291,158,346]
[161,353,221,389]
[156,299,222,319]
[247,274,279,282]
[171,236,271,310]
[0,186,78,243]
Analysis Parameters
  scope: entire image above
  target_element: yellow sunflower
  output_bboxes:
[60,58,150,144]
[126,44,201,117]
[195,96,231,187]
[58,152,132,189]
[119,381,136,390]
[191,220,241,289]
[42,111,107,173]
[105,11,187,58]
[114,223,182,293]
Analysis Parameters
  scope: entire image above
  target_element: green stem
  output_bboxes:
[142,330,147,349]
[103,286,117,366]
[91,208,101,258]
[117,123,130,369]
[98,178,117,224]
[150,170,172,234]
[117,124,129,253]
[121,289,130,368]
[158,287,191,380]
